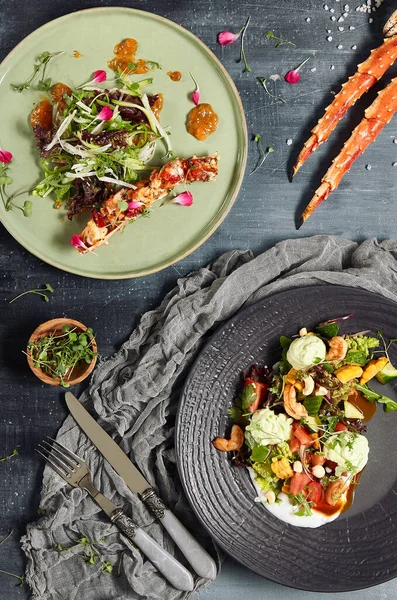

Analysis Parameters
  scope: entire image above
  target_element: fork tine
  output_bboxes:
[41,440,77,470]
[37,443,74,476]
[47,437,84,466]
[35,449,69,480]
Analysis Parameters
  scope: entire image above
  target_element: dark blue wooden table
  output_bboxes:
[1,0,397,598]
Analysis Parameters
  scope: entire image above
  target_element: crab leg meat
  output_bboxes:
[293,10,397,177]
[299,77,397,226]
[75,154,219,253]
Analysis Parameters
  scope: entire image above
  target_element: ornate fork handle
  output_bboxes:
[141,487,217,580]
[111,508,194,591]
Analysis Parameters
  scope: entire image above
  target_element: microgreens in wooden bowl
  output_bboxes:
[26,318,97,387]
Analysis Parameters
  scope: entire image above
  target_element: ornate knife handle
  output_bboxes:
[111,508,194,592]
[141,488,217,580]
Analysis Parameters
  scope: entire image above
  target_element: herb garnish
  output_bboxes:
[9,283,54,304]
[57,536,113,573]
[10,51,64,93]
[0,530,25,588]
[257,77,286,104]
[251,134,274,175]
[0,449,18,462]
[239,16,252,73]
[26,325,96,387]
[356,383,397,412]
[265,30,295,48]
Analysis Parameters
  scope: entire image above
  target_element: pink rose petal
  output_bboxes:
[70,234,87,250]
[128,201,144,210]
[173,191,193,206]
[97,106,113,121]
[93,69,107,83]
[0,149,13,164]
[218,31,240,46]
[190,73,200,106]
[284,69,301,84]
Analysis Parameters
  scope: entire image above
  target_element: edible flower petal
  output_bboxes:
[128,201,144,210]
[97,106,113,121]
[284,58,310,84]
[70,234,88,250]
[0,149,13,164]
[172,191,193,206]
[190,72,200,105]
[92,69,107,83]
[218,31,241,46]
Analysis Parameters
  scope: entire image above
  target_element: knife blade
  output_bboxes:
[65,392,217,580]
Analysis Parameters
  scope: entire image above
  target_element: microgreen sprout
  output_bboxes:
[0,530,25,588]
[10,51,64,93]
[265,30,295,47]
[251,134,274,175]
[56,536,113,573]
[9,283,54,304]
[25,325,96,387]
[0,449,18,462]
[257,77,286,104]
[239,16,252,73]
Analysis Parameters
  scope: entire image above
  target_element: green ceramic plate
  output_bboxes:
[0,7,247,279]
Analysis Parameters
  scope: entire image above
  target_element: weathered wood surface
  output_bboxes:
[1,0,397,597]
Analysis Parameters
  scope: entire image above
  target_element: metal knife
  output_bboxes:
[65,392,217,580]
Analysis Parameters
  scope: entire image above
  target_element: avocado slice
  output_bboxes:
[344,400,364,419]
[376,361,397,384]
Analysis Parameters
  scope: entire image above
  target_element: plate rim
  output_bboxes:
[175,284,397,592]
[0,6,248,280]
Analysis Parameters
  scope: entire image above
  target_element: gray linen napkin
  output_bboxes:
[22,235,397,600]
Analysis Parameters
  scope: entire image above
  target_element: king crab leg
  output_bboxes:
[299,76,397,226]
[293,9,397,177]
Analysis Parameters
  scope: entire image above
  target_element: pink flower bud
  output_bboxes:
[93,70,107,83]
[190,73,200,106]
[70,234,88,250]
[284,58,310,85]
[127,201,144,210]
[0,149,13,164]
[172,191,193,206]
[97,106,113,121]
[218,31,240,46]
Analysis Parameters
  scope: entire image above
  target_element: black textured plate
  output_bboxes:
[175,285,397,592]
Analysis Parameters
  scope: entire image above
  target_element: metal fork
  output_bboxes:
[37,438,194,592]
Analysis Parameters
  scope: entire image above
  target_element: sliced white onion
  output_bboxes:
[138,141,156,163]
[45,110,77,151]
[75,101,92,114]
[98,176,136,189]
[141,94,172,157]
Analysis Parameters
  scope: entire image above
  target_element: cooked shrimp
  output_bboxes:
[283,383,308,420]
[325,478,350,506]
[325,336,348,361]
[212,424,244,452]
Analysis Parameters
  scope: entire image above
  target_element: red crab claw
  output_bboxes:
[299,76,397,226]
[293,9,397,178]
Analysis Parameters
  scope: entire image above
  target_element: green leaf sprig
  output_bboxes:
[57,536,113,573]
[0,530,25,588]
[251,134,274,175]
[26,325,96,387]
[9,283,54,304]
[239,16,252,73]
[257,77,286,104]
[0,449,18,462]
[10,51,64,93]
[265,30,295,48]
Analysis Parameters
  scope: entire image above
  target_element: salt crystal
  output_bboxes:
[331,15,336,20]
[310,67,317,72]
[330,7,335,12]
[306,17,311,22]
[393,138,397,144]
[343,12,348,17]
[327,36,333,41]
[324,3,329,8]
[337,44,343,49]
[393,162,397,167]
[338,26,344,31]
[366,164,372,170]
[286,139,293,145]
[338,16,344,22]
[330,65,335,69]
[369,17,373,22]
[351,44,357,50]
[349,25,355,30]
[344,4,350,11]
[327,29,332,33]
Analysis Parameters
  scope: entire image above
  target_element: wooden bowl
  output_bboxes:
[26,318,98,386]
